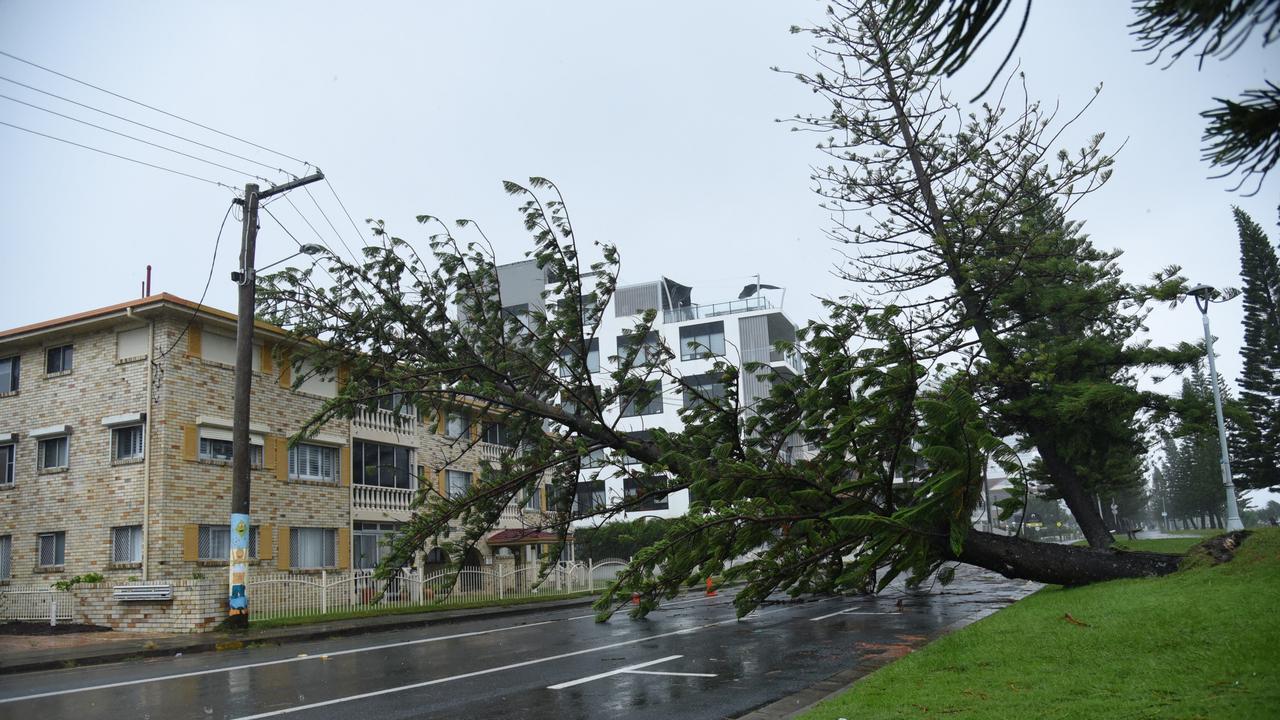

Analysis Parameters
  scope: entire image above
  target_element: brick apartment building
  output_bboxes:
[0,294,554,584]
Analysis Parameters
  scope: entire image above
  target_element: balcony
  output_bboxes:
[662,295,773,324]
[476,441,516,464]
[742,346,804,376]
[353,484,415,514]
[353,407,418,439]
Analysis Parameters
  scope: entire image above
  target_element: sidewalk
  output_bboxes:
[0,595,597,675]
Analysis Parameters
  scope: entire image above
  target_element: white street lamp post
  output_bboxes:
[1187,285,1244,531]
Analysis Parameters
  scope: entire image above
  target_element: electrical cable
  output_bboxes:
[324,176,369,249]
[0,49,308,166]
[0,74,293,178]
[302,184,358,265]
[154,202,234,362]
[0,119,238,191]
[0,92,271,182]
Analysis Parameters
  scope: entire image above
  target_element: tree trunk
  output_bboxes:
[1037,441,1115,549]
[952,530,1182,586]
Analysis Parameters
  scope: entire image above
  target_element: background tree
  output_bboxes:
[1233,207,1280,490]
[885,0,1280,193]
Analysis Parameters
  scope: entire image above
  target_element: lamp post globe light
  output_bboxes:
[1185,284,1245,532]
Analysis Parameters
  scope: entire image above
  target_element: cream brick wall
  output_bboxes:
[0,299,554,593]
[0,322,150,582]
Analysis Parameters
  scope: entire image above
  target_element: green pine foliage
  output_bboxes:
[1233,207,1280,490]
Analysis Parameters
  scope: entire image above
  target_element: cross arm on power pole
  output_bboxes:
[257,171,325,201]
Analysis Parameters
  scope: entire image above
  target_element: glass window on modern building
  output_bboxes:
[620,380,664,417]
[353,441,412,489]
[678,321,725,360]
[680,373,728,410]
[575,480,606,513]
[623,476,669,511]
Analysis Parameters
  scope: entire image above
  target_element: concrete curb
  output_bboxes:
[0,595,598,675]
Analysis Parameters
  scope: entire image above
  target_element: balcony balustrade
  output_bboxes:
[353,407,418,436]
[353,483,415,513]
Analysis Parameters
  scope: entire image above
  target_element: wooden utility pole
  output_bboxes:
[227,172,323,629]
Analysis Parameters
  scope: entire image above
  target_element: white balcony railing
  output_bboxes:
[742,347,804,375]
[353,407,418,436]
[353,484,415,513]
[476,441,516,464]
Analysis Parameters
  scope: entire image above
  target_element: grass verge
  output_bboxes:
[248,590,596,630]
[800,528,1280,719]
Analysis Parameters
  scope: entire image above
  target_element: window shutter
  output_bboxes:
[436,469,445,495]
[336,363,349,390]
[186,324,202,357]
[278,350,292,388]
[181,425,198,462]
[337,528,351,569]
[541,485,548,511]
[277,527,291,570]
[182,524,199,562]
[259,524,274,560]
[259,342,274,373]
[339,446,351,486]
[275,438,289,482]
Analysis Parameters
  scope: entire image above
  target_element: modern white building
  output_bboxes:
[490,260,806,525]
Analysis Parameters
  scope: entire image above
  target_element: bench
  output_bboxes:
[112,583,174,601]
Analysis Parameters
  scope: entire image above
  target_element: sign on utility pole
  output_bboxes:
[228,172,323,629]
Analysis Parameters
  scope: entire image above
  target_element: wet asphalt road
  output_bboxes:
[0,568,1034,720]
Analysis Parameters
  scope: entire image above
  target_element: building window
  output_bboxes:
[575,480,606,513]
[289,443,337,483]
[681,373,728,410]
[616,330,661,364]
[111,525,143,564]
[0,535,11,579]
[289,527,336,569]
[444,412,470,439]
[45,344,73,374]
[446,469,472,498]
[198,524,258,561]
[481,422,517,448]
[112,425,145,461]
[198,435,264,466]
[116,327,149,360]
[38,436,69,470]
[0,443,13,485]
[620,380,664,417]
[353,521,401,570]
[624,476,669,511]
[37,531,65,567]
[0,356,18,393]
[679,321,726,360]
[353,441,412,488]
[525,485,542,511]
[559,338,601,377]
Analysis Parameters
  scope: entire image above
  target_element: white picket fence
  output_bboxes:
[247,558,630,622]
[0,585,75,624]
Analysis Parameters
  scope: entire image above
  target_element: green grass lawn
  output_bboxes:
[800,528,1280,720]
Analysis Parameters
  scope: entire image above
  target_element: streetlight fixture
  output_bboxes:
[1185,284,1244,531]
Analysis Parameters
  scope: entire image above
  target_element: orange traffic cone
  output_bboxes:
[706,577,717,597]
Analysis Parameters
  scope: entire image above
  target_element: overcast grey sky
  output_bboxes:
[1,1,1274,398]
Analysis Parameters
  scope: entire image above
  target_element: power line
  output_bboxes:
[0,49,307,166]
[0,119,238,191]
[302,184,358,265]
[154,201,234,362]
[0,73,294,178]
[324,176,369,249]
[0,91,270,182]
[282,193,342,260]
